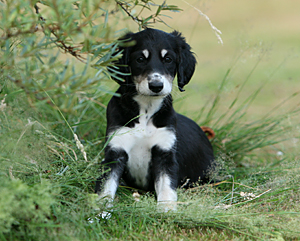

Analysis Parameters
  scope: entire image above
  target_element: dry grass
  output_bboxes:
[148,0,300,119]
[1,1,300,240]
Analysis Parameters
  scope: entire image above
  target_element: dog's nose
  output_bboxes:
[149,81,164,93]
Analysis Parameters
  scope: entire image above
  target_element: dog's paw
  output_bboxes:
[157,201,177,213]
[99,210,112,219]
[87,194,114,222]
[87,210,113,223]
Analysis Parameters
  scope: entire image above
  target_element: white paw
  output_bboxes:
[99,210,112,219]
[87,210,113,223]
[157,201,177,212]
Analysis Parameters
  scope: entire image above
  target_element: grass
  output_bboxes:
[1,63,300,239]
[161,0,300,119]
[1,0,300,240]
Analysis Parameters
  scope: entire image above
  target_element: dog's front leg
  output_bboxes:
[152,146,178,212]
[155,173,178,212]
[92,148,127,220]
[95,148,128,205]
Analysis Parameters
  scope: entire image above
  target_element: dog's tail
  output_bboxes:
[201,126,215,140]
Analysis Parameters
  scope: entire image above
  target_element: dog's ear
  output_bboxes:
[111,32,135,85]
[171,31,196,92]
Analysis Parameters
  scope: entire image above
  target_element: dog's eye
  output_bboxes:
[164,57,172,63]
[136,57,145,63]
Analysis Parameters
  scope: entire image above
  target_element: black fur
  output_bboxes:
[95,28,215,202]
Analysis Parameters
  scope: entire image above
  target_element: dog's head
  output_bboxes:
[113,28,196,95]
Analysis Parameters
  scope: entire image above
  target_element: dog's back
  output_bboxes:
[176,113,215,187]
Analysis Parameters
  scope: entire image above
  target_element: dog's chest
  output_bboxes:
[108,96,176,189]
[126,107,156,188]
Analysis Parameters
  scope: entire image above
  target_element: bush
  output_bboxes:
[0,1,184,239]
[0,179,58,235]
[1,1,300,240]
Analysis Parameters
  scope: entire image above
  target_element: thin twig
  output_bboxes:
[181,0,223,44]
[34,3,87,62]
[116,1,142,24]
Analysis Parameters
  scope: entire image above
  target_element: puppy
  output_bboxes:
[95,28,215,210]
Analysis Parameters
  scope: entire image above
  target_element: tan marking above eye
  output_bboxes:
[161,49,168,58]
[142,49,149,59]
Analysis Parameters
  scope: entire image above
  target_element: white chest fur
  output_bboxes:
[108,95,176,188]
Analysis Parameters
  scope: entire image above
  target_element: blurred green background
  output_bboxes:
[146,0,300,119]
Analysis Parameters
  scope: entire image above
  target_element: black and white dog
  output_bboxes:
[95,28,215,210]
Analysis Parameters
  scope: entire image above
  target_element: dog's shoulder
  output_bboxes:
[106,87,139,129]
[151,95,176,128]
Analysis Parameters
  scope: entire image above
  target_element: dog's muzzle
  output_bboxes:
[135,73,172,96]
[148,74,164,94]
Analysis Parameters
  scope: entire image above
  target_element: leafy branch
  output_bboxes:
[0,0,182,131]
[116,0,182,29]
